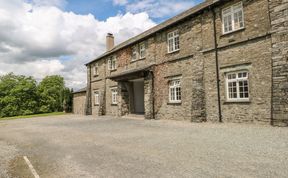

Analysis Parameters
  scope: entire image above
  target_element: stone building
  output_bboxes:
[73,88,86,115]
[81,0,287,126]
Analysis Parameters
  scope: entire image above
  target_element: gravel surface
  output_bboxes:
[0,141,19,178]
[0,115,287,178]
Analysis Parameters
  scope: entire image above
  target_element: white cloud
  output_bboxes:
[0,0,156,89]
[113,0,128,6]
[116,0,196,19]
[0,59,64,80]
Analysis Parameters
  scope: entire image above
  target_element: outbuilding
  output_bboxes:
[73,88,86,115]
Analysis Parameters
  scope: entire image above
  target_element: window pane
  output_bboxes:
[228,81,237,99]
[176,87,181,101]
[224,13,233,33]
[234,10,243,30]
[228,73,237,79]
[238,72,242,78]
[175,36,180,50]
[169,39,173,52]
[170,88,175,101]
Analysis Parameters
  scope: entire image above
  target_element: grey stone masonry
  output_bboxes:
[85,66,92,115]
[144,71,154,120]
[78,0,288,126]
[269,0,288,126]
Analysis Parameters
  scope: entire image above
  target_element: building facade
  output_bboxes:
[73,88,87,115]
[82,0,287,126]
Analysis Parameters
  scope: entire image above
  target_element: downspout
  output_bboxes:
[212,8,223,123]
[85,64,92,115]
[151,70,155,119]
[89,64,92,115]
[267,0,274,126]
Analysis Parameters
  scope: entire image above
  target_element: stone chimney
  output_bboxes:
[106,33,114,51]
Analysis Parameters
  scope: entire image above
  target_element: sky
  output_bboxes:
[0,0,203,90]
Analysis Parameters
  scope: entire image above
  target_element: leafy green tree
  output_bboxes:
[63,88,73,113]
[0,73,38,117]
[37,75,66,113]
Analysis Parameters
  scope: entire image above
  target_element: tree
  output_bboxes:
[37,75,66,113]
[0,73,38,117]
[63,88,73,113]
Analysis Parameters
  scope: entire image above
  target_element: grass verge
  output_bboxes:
[0,112,67,120]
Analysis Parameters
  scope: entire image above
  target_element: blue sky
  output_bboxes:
[66,0,124,21]
[65,0,204,23]
[0,0,204,89]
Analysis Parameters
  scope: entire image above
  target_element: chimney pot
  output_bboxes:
[106,33,114,51]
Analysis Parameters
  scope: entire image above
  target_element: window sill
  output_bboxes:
[111,104,118,106]
[221,28,245,37]
[224,100,251,104]
[93,74,99,77]
[130,57,146,64]
[109,69,117,72]
[94,104,100,106]
[167,49,180,55]
[167,102,182,105]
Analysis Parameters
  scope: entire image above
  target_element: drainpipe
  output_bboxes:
[85,64,92,115]
[212,8,223,123]
[151,70,155,119]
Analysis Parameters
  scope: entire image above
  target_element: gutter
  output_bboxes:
[212,8,223,123]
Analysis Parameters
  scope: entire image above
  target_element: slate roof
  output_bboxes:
[73,87,87,94]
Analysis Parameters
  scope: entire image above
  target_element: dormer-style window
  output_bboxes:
[131,46,138,61]
[222,2,244,34]
[167,30,180,53]
[139,43,146,59]
[108,56,117,70]
[93,63,99,76]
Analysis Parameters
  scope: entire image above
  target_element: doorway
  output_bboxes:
[131,79,145,114]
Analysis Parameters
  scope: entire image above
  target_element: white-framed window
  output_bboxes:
[139,43,146,59]
[111,88,118,104]
[94,90,100,105]
[167,30,180,53]
[93,63,99,76]
[169,79,181,103]
[108,56,117,70]
[222,2,244,34]
[226,71,249,101]
[131,46,138,61]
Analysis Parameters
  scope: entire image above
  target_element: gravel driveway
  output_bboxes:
[0,115,287,178]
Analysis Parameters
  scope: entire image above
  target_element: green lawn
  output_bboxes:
[0,112,67,120]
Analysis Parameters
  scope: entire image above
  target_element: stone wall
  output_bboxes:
[81,0,286,125]
[269,0,288,126]
[202,0,272,124]
[153,57,205,121]
[219,38,272,124]
[144,72,154,119]
[85,66,92,115]
[73,92,86,115]
[105,79,119,116]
